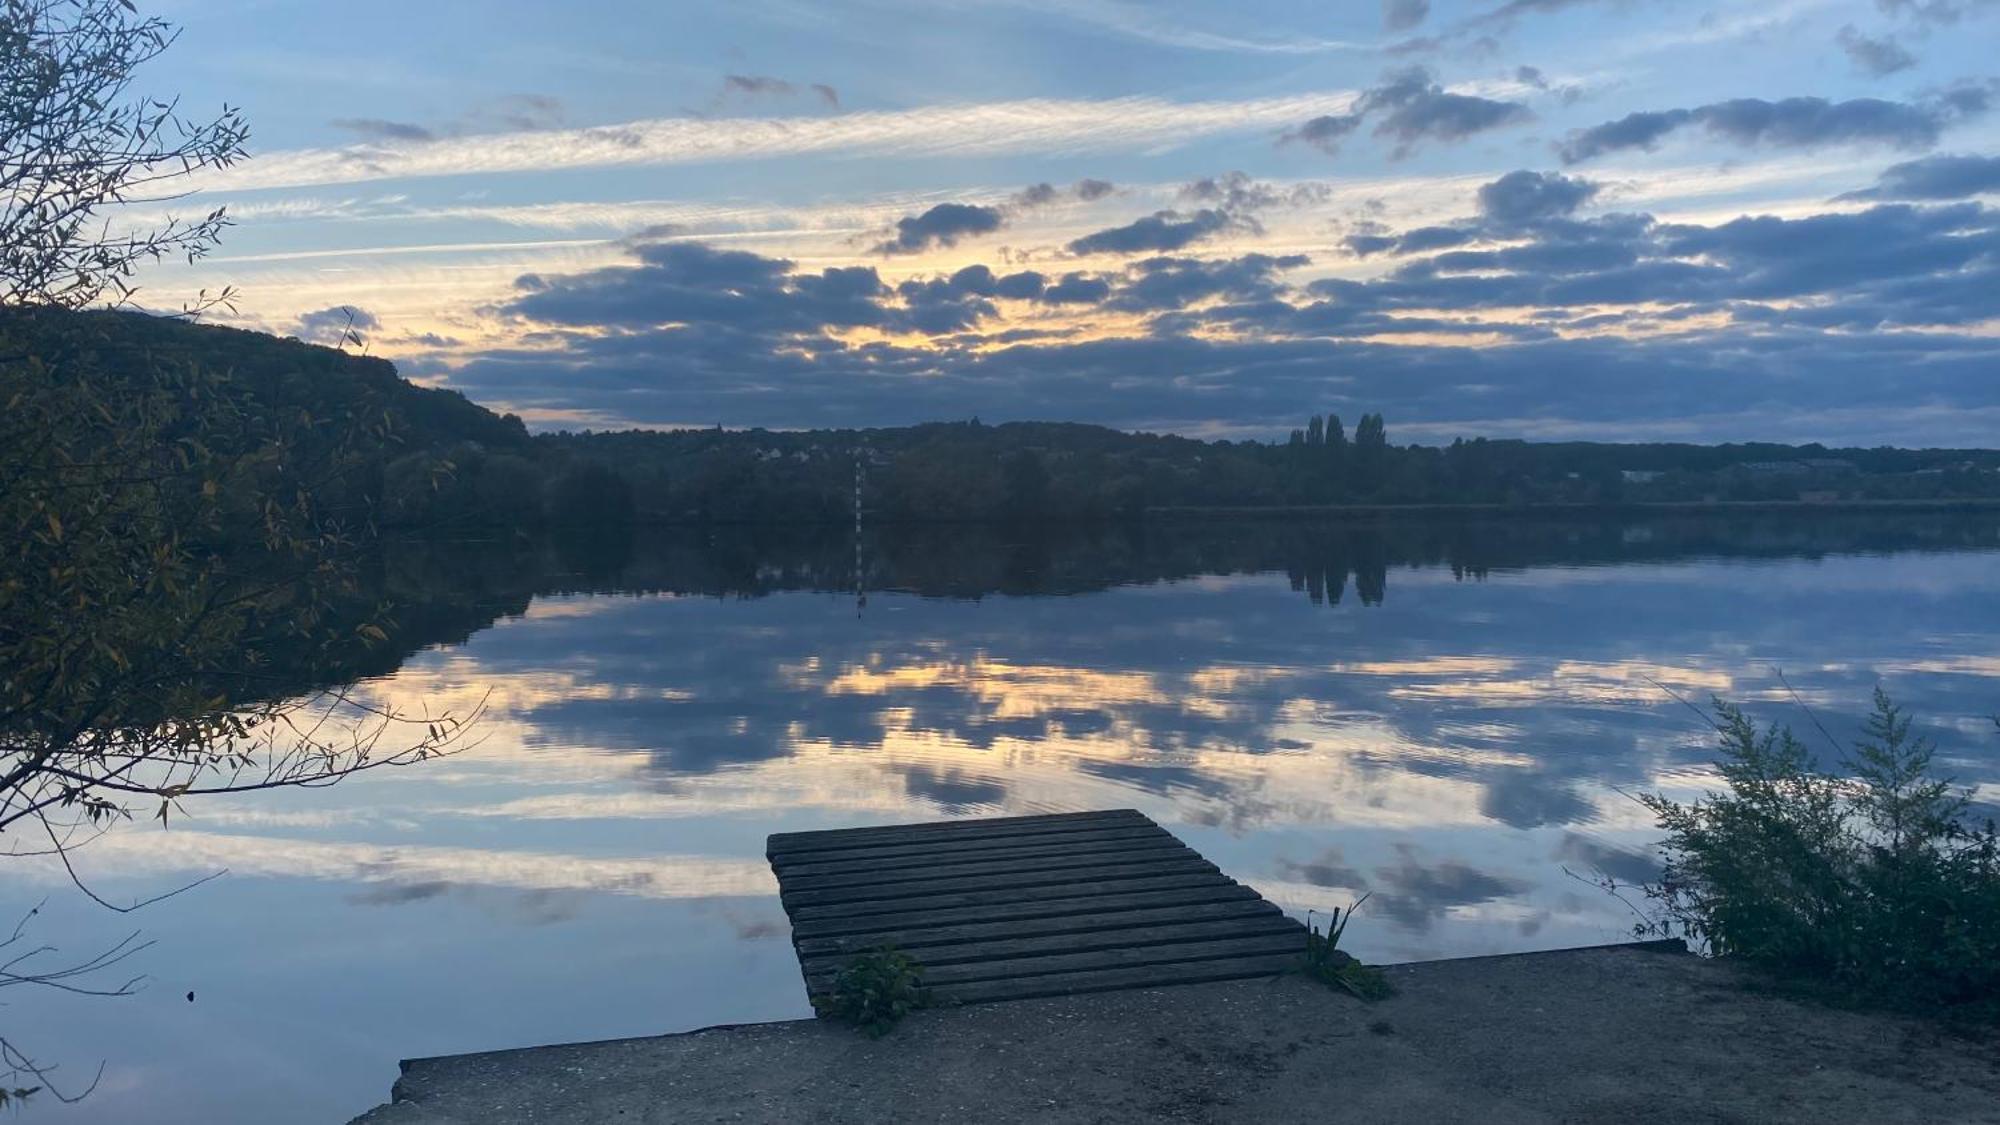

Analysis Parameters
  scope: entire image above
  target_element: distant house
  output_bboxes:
[1621,469,1664,484]
[1799,490,1842,503]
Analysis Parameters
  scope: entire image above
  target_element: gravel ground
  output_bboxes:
[353,944,2000,1124]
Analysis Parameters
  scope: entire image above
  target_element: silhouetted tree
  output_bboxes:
[0,0,249,310]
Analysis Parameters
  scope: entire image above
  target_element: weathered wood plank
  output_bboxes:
[771,827,1175,876]
[777,842,1195,892]
[778,855,1218,909]
[811,932,1305,991]
[770,810,1308,1008]
[929,952,1302,1005]
[787,880,1260,937]
[768,809,1146,857]
[794,898,1283,957]
[801,914,1302,979]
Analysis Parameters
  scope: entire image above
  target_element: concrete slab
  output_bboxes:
[352,943,2000,1123]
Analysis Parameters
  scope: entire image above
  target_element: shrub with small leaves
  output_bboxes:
[1635,691,2000,1016]
[813,945,927,1036]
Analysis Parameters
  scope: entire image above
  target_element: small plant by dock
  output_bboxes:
[812,945,929,1036]
[1301,896,1392,1000]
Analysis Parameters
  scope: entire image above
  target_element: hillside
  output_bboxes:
[8,307,1999,526]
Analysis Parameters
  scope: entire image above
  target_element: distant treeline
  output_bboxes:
[20,308,2000,528]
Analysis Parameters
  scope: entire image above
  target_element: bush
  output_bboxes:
[1636,690,2000,1013]
[812,946,927,1037]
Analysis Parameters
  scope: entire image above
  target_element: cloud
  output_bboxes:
[1067,208,1241,255]
[1281,113,1364,155]
[1476,169,1600,225]
[1012,179,1119,207]
[1362,66,1533,157]
[1284,67,1532,159]
[330,96,566,145]
[1515,65,1548,89]
[455,191,2000,445]
[1041,272,1113,303]
[1559,91,1986,163]
[811,83,841,107]
[1875,0,1997,25]
[1836,25,1917,76]
[199,92,1368,193]
[292,306,379,345]
[1382,0,1430,31]
[1179,170,1330,211]
[330,118,435,143]
[1106,252,1309,312]
[873,202,1006,255]
[504,240,893,334]
[1840,153,2000,200]
[476,94,567,132]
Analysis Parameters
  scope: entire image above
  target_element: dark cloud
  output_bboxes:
[717,75,839,110]
[1367,846,1529,932]
[333,95,565,142]
[1875,0,1997,24]
[1476,169,1600,225]
[723,74,794,98]
[1515,64,1548,89]
[1068,208,1241,255]
[1281,113,1364,155]
[1013,182,1059,208]
[460,191,2000,443]
[1554,833,1659,885]
[504,240,891,334]
[1362,66,1533,157]
[1560,90,1987,163]
[1836,25,1917,76]
[1393,0,1618,52]
[293,306,379,346]
[479,93,566,132]
[1041,272,1113,303]
[330,118,434,143]
[1285,67,1531,159]
[1277,848,1368,889]
[1013,179,1119,208]
[874,203,1006,255]
[1180,170,1330,212]
[1840,153,2000,200]
[1382,0,1430,31]
[1107,253,1309,313]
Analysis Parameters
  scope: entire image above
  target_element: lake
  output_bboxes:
[9,513,2000,1123]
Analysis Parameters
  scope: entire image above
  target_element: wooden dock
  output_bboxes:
[766,808,1307,1005]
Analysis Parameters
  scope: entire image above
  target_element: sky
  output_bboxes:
[124,0,2000,445]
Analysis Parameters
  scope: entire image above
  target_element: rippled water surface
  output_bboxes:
[10,515,2000,1123]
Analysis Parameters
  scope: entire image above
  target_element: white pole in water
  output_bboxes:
[853,446,867,615]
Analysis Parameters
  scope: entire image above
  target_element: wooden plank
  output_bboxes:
[812,932,1304,991]
[929,952,1302,1005]
[787,881,1260,938]
[769,810,1312,1008]
[770,808,1142,845]
[776,842,1195,893]
[768,810,1147,858]
[778,855,1218,910]
[771,827,1175,875]
[801,914,1302,978]
[794,898,1283,957]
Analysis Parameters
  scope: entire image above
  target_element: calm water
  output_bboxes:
[10,515,2000,1123]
